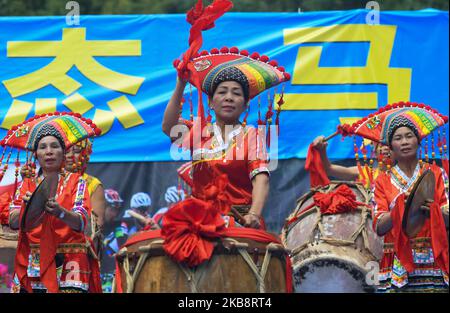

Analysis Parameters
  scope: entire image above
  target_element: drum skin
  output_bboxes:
[282,182,383,293]
[116,235,289,293]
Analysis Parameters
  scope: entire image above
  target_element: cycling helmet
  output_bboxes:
[164,186,185,204]
[104,189,124,204]
[130,192,152,209]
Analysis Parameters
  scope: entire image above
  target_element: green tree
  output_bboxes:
[0,0,448,16]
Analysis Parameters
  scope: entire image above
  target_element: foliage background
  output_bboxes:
[0,0,448,16]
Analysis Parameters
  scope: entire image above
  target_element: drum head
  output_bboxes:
[403,169,435,237]
[21,173,59,232]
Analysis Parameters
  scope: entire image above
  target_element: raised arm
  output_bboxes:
[312,135,359,181]
[162,79,187,137]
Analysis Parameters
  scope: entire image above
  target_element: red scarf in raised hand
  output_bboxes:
[305,144,330,188]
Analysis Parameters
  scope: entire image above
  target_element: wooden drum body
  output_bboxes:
[282,182,383,293]
[116,231,290,293]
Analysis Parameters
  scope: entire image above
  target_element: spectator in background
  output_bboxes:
[122,192,157,236]
[100,188,126,293]
[101,189,126,271]
[153,186,185,227]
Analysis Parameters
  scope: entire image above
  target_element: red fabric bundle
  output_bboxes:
[161,198,226,267]
[305,144,330,188]
[313,184,361,215]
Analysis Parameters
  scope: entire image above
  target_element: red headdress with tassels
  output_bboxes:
[173,0,291,147]
[339,101,449,178]
[0,112,102,195]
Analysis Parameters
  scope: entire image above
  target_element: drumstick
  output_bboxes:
[324,131,339,142]
[127,210,152,224]
[230,207,247,225]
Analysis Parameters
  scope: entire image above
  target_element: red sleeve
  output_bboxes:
[372,174,390,231]
[246,126,270,180]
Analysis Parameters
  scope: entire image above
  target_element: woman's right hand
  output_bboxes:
[312,136,328,151]
[22,191,32,203]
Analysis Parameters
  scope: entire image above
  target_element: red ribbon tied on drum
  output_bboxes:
[161,197,226,267]
[313,184,363,215]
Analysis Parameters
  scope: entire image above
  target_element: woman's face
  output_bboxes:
[390,126,419,161]
[65,144,82,171]
[210,81,247,125]
[36,136,64,172]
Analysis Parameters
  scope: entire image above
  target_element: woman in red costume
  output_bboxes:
[2,113,102,293]
[367,104,449,292]
[163,46,289,229]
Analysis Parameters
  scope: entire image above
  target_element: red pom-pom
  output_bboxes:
[362,117,368,121]
[250,52,260,60]
[11,126,18,130]
[385,104,392,110]
[200,50,209,56]
[230,47,239,54]
[61,112,68,115]
[425,105,431,110]
[47,112,54,116]
[269,60,278,67]
[443,116,449,123]
[379,107,385,113]
[220,47,229,53]
[86,119,92,124]
[95,128,102,136]
[210,48,220,54]
[54,112,61,115]
[240,50,249,56]
[74,113,82,118]
[260,55,269,62]
[277,66,285,72]
[173,59,180,68]
[283,72,291,80]
[368,113,374,118]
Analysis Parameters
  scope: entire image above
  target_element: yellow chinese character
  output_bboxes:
[279,24,412,112]
[3,28,144,97]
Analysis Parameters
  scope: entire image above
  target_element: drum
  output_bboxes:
[281,182,383,293]
[0,225,18,293]
[115,230,290,293]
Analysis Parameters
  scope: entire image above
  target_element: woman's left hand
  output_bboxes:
[243,213,261,229]
[45,198,64,217]
[419,199,434,218]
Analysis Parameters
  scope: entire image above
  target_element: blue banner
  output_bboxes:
[0,10,448,162]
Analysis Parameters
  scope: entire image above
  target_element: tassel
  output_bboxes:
[431,132,436,165]
[265,92,274,148]
[425,137,429,163]
[242,104,250,128]
[354,137,365,186]
[275,85,285,137]
[0,148,12,183]
[0,148,6,183]
[13,150,21,199]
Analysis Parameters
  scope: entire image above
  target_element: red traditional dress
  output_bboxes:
[10,171,101,293]
[182,121,269,227]
[373,162,449,292]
